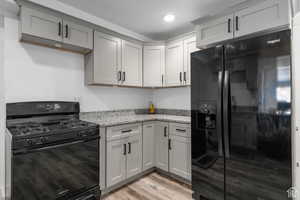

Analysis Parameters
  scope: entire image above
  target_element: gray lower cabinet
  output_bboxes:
[142,122,156,170]
[20,6,93,53]
[106,139,127,187]
[126,133,143,178]
[106,123,142,188]
[169,123,191,181]
[105,122,191,189]
[155,122,169,171]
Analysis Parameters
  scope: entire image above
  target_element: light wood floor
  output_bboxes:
[102,173,193,200]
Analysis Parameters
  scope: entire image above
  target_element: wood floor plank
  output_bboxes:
[102,173,192,200]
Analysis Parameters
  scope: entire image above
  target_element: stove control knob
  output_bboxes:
[26,139,34,146]
[40,137,48,143]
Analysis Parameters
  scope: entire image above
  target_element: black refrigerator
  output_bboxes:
[191,30,292,200]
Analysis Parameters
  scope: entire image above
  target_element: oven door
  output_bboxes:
[12,137,100,200]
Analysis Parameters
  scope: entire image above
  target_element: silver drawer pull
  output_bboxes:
[122,129,132,133]
[176,129,186,132]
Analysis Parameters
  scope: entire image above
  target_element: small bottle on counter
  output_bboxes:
[149,101,155,114]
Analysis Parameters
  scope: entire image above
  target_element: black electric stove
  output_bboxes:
[6,101,100,200]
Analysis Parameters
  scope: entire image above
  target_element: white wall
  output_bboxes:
[0,15,5,199]
[4,17,153,112]
[152,87,190,110]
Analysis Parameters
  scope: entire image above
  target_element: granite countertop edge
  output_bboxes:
[81,114,191,127]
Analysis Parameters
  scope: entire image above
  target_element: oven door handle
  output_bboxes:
[14,136,100,155]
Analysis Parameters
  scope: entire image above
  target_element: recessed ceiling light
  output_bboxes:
[164,14,175,23]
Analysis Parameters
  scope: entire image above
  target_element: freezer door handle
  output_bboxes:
[217,71,224,156]
[223,70,230,158]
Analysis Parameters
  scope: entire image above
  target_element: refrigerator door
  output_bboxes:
[191,46,225,200]
[224,30,292,200]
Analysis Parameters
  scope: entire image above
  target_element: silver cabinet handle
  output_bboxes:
[228,18,231,33]
[117,71,122,81]
[235,16,239,31]
[123,144,127,155]
[65,24,69,38]
[128,142,131,154]
[58,22,62,36]
[176,128,186,132]
[164,127,168,137]
[122,129,132,133]
[179,72,182,82]
[122,71,126,82]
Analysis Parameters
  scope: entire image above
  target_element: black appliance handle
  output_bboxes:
[217,71,224,156]
[223,70,230,158]
[14,136,100,155]
[168,139,171,150]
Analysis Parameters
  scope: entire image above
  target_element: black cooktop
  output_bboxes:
[7,119,98,137]
[6,101,100,149]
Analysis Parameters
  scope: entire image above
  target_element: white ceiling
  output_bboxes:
[58,0,248,41]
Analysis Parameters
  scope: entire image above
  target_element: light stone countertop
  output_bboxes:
[80,114,191,127]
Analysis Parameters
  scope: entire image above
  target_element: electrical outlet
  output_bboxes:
[74,97,81,103]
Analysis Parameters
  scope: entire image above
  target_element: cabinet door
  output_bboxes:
[183,36,198,86]
[143,46,165,87]
[62,20,93,49]
[93,31,121,85]
[121,40,143,87]
[196,14,234,48]
[234,0,289,38]
[169,135,191,180]
[142,122,155,170]
[165,41,184,87]
[155,122,169,171]
[126,133,143,178]
[106,139,126,187]
[21,7,62,42]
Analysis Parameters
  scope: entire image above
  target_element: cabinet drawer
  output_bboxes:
[106,123,142,141]
[169,123,191,138]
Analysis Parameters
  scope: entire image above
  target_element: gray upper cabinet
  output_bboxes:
[196,0,289,48]
[85,33,142,87]
[20,7,63,42]
[85,31,121,86]
[234,0,289,38]
[183,36,198,86]
[196,14,234,48]
[121,40,143,87]
[62,20,93,49]
[165,41,184,87]
[20,6,93,53]
[143,46,165,88]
